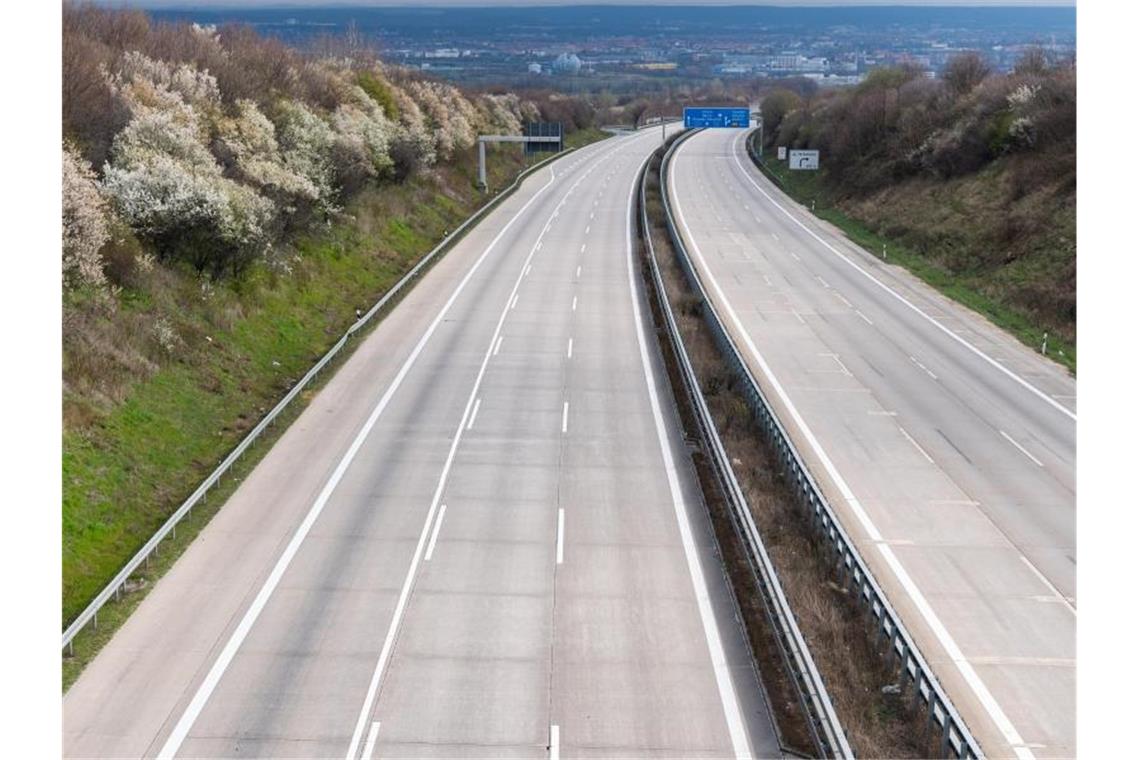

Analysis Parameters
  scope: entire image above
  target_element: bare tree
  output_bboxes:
[942,52,991,96]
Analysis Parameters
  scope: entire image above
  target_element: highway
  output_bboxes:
[64,127,781,759]
[667,127,1076,759]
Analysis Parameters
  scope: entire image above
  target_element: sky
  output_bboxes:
[126,1,1076,8]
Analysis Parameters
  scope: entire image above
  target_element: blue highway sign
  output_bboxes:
[683,107,750,129]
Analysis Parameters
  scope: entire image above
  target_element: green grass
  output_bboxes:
[62,131,612,688]
[749,145,1076,373]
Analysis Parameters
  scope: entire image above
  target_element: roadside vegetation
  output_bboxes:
[61,2,604,640]
[759,51,1076,370]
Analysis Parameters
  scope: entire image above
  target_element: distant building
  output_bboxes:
[553,52,582,74]
[527,62,542,75]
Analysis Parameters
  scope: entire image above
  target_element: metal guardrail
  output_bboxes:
[638,140,851,760]
[62,144,582,653]
[658,129,985,760]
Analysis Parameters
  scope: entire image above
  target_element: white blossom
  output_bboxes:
[62,143,110,290]
[216,100,321,208]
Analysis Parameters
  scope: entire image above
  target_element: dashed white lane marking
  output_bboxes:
[362,722,381,760]
[789,252,801,262]
[585,225,590,235]
[424,504,447,561]
[624,158,751,760]
[856,309,874,325]
[561,401,569,433]
[899,426,935,464]
[816,274,830,289]
[466,398,481,430]
[556,509,565,564]
[909,355,938,381]
[762,274,773,287]
[580,243,586,254]
[567,338,574,359]
[1019,555,1076,614]
[549,725,560,760]
[493,335,503,355]
[792,310,806,325]
[571,296,578,312]
[576,265,581,278]
[834,292,853,308]
[1001,430,1044,468]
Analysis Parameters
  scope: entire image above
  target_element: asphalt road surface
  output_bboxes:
[668,127,1076,759]
[64,127,782,759]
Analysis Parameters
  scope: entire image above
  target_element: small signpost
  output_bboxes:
[777,146,787,160]
[683,106,750,129]
[477,122,563,190]
[789,149,820,170]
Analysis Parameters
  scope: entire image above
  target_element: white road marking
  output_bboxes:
[536,241,542,252]
[571,296,578,312]
[899,426,935,464]
[549,725,560,760]
[834,292,853,308]
[493,335,503,355]
[1001,430,1044,467]
[567,338,574,359]
[1019,555,1076,614]
[510,293,519,310]
[909,355,938,381]
[561,401,569,433]
[424,504,447,561]
[671,144,1034,760]
[156,157,567,760]
[575,265,581,278]
[466,398,481,430]
[789,252,801,262]
[762,274,772,287]
[815,274,830,289]
[556,509,565,564]
[771,232,779,241]
[868,409,898,416]
[856,309,874,325]
[580,243,586,254]
[585,225,590,235]
[524,264,532,277]
[728,130,1075,424]
[792,310,806,325]
[624,161,750,760]
[362,722,381,760]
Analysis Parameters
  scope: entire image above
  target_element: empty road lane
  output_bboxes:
[65,127,779,759]
[668,126,1075,758]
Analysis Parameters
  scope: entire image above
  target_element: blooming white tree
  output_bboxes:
[272,99,340,214]
[62,143,110,290]
[103,54,273,275]
[216,99,322,212]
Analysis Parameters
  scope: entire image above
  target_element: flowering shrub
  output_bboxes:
[63,143,110,290]
[216,100,322,212]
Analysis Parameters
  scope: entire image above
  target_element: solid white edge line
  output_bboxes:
[155,161,563,760]
[466,398,481,430]
[1000,430,1045,468]
[556,508,565,565]
[342,133,653,760]
[424,504,447,562]
[727,130,1075,423]
[627,159,751,760]
[672,132,1034,760]
[549,724,560,760]
[493,335,503,356]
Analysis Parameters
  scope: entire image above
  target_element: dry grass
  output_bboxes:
[641,149,936,758]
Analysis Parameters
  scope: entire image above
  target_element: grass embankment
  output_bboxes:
[750,139,1075,373]
[63,132,607,688]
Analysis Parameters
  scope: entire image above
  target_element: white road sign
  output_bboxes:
[777,146,787,160]
[789,149,819,170]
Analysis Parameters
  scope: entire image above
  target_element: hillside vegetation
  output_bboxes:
[62,4,602,627]
[761,52,1075,365]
